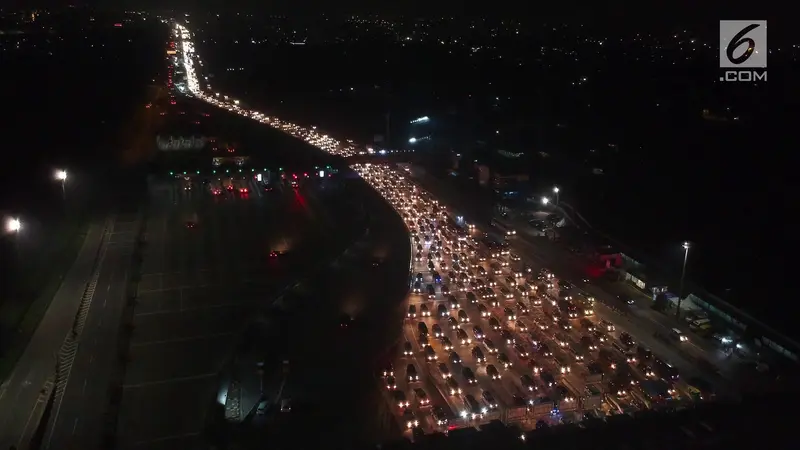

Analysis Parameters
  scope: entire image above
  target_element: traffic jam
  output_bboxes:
[354,163,715,436]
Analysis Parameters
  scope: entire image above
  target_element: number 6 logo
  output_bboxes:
[719,21,767,68]
[726,23,759,65]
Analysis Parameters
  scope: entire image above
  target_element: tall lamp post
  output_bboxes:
[6,217,22,254]
[55,170,67,200]
[553,186,560,206]
[676,241,691,319]
[541,197,553,239]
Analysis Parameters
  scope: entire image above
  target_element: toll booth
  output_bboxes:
[529,398,555,418]
[582,385,603,410]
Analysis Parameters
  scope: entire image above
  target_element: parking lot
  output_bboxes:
[355,164,717,438]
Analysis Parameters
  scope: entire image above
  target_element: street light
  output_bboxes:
[676,241,691,319]
[553,186,560,205]
[55,169,67,199]
[541,197,550,206]
[6,217,21,233]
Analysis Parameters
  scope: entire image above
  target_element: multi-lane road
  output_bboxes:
[43,214,140,449]
[347,163,730,439]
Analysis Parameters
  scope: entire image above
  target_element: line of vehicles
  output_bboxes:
[171,24,721,436]
[355,163,718,436]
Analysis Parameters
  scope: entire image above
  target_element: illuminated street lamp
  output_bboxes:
[676,241,691,319]
[55,169,67,199]
[553,186,560,205]
[6,217,21,233]
[541,197,550,206]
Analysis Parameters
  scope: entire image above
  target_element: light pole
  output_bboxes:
[55,170,67,200]
[541,197,553,239]
[553,186,560,205]
[6,217,21,254]
[676,241,691,319]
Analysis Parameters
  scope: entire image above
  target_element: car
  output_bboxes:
[486,364,501,379]
[185,221,197,229]
[432,324,443,338]
[445,377,462,395]
[449,351,461,364]
[482,390,499,409]
[393,390,410,408]
[458,309,469,323]
[516,302,529,315]
[478,304,489,317]
[385,375,397,389]
[448,296,460,309]
[527,358,541,374]
[538,343,552,357]
[503,307,516,321]
[540,370,555,387]
[437,304,448,317]
[438,363,451,378]
[591,330,608,343]
[497,353,512,368]
[432,406,449,427]
[427,285,436,298]
[520,374,538,391]
[466,292,478,304]
[500,330,515,345]
[420,304,431,317]
[407,305,417,318]
[441,337,454,351]
[516,319,529,333]
[472,346,486,363]
[483,339,498,354]
[456,328,472,345]
[403,341,413,356]
[620,332,635,348]
[462,367,477,384]
[406,364,419,382]
[414,388,430,406]
[402,408,419,429]
[472,326,485,340]
[424,345,438,361]
[447,316,459,329]
[488,316,501,330]
[580,335,598,351]
[514,343,529,358]
[412,282,422,294]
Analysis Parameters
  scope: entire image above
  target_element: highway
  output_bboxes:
[169,21,726,444]
[409,172,735,389]
[346,163,730,437]
[0,221,106,449]
[43,215,141,449]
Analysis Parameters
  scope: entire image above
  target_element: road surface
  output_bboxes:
[227,171,411,448]
[43,214,141,449]
[0,221,107,450]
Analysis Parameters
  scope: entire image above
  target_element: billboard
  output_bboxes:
[156,135,207,151]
